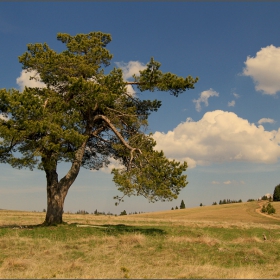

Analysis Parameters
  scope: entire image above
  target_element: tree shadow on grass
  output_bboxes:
[0,223,166,236]
[70,223,166,236]
[0,223,50,229]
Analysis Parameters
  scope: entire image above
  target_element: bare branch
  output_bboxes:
[93,114,142,169]
[93,115,137,151]
[43,98,48,109]
[91,126,105,137]
[122,91,140,104]
[125,82,143,85]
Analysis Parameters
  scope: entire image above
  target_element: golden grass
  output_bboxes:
[168,235,221,246]
[128,202,275,223]
[231,236,262,243]
[1,201,280,278]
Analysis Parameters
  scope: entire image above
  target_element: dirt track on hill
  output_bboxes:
[256,201,280,221]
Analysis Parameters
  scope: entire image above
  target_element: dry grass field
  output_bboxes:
[1,201,280,278]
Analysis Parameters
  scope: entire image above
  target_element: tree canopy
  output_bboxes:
[273,184,280,201]
[0,32,198,225]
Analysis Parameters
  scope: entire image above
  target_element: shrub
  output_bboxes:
[120,210,127,216]
[262,203,276,215]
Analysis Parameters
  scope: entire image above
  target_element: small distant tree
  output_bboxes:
[43,208,46,212]
[238,199,242,203]
[180,200,186,209]
[262,203,276,215]
[120,210,127,216]
[175,206,178,210]
[267,203,276,215]
[273,184,280,201]
[247,199,255,202]
[200,203,203,207]
[212,202,217,205]
[262,195,268,200]
[171,207,174,210]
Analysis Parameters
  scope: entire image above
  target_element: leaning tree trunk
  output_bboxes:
[43,140,87,225]
[45,171,68,225]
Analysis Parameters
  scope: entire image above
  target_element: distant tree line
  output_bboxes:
[61,209,146,216]
[211,199,242,205]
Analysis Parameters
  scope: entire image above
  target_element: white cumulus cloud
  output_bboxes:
[153,110,280,169]
[211,181,220,185]
[243,45,280,95]
[228,100,235,107]
[115,61,147,96]
[16,70,46,91]
[258,118,275,125]
[193,89,219,112]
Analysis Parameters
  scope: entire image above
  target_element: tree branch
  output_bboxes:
[59,138,88,192]
[125,82,143,85]
[93,114,142,169]
[106,107,145,117]
[122,91,140,104]
[94,115,136,151]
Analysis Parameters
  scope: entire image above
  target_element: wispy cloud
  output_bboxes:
[233,93,240,99]
[258,118,275,125]
[228,100,235,107]
[193,89,219,112]
[211,181,220,185]
[223,180,232,185]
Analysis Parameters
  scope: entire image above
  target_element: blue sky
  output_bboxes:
[1,2,280,214]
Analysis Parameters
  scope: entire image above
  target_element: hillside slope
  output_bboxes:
[128,201,280,225]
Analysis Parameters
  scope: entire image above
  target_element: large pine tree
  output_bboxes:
[0,32,198,225]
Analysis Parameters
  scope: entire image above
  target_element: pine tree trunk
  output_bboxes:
[43,140,87,225]
[44,169,68,225]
